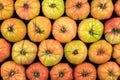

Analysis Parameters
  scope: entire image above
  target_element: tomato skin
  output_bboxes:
[65,0,90,20]
[115,0,120,16]
[91,0,114,20]
[74,62,97,80]
[1,18,26,42]
[15,0,40,20]
[50,63,73,80]
[1,61,26,80]
[78,18,103,43]
[88,40,112,64]
[0,38,11,62]
[26,62,49,80]
[12,40,37,65]
[52,17,77,43]
[0,0,14,20]
[104,18,120,44]
[38,39,63,66]
[97,61,120,80]
[64,40,87,65]
[28,16,51,42]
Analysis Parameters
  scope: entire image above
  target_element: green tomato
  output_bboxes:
[78,18,104,43]
[64,40,87,65]
[42,0,64,19]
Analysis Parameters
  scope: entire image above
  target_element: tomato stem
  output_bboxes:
[24,3,29,9]
[112,28,120,34]
[73,49,78,55]
[109,72,114,77]
[0,3,3,9]
[45,50,51,55]
[59,72,64,78]
[49,3,56,8]
[61,27,66,33]
[20,49,26,55]
[97,49,104,55]
[89,29,94,36]
[9,71,15,77]
[82,72,88,77]
[100,4,106,9]
[34,23,44,33]
[75,3,81,8]
[8,26,13,32]
[34,72,39,78]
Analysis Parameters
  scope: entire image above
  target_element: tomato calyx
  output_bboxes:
[97,49,104,55]
[0,3,3,10]
[49,3,56,8]
[100,4,106,9]
[61,27,66,33]
[45,50,51,55]
[59,72,64,78]
[8,26,13,32]
[24,3,29,9]
[34,23,44,33]
[73,49,78,55]
[33,72,39,78]
[109,71,114,77]
[112,28,120,34]
[20,49,26,55]
[9,71,16,77]
[82,72,88,77]
[75,3,81,8]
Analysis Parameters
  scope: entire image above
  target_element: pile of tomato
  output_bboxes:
[0,0,120,80]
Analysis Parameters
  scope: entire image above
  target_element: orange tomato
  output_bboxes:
[1,18,26,42]
[65,0,90,20]
[15,0,40,20]
[0,38,11,62]
[74,62,97,80]
[28,16,51,42]
[1,61,26,80]
[38,39,63,66]
[26,62,49,80]
[115,0,120,16]
[0,0,14,20]
[52,17,77,43]
[50,63,73,80]
[88,40,112,64]
[97,61,120,80]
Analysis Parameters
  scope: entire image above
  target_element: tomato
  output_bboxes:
[78,18,103,43]
[88,40,112,64]
[1,61,26,80]
[15,0,40,20]
[104,18,120,44]
[65,0,90,20]
[0,0,14,20]
[0,38,11,62]
[64,40,87,65]
[113,43,120,65]
[26,62,49,80]
[52,17,77,43]
[50,63,73,80]
[91,0,114,20]
[97,61,120,80]
[115,0,120,16]
[28,16,51,42]
[74,62,97,80]
[42,0,64,20]
[1,18,26,42]
[38,39,63,66]
[12,40,37,65]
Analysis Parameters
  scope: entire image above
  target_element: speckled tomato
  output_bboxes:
[97,61,120,80]
[113,43,120,65]
[1,61,26,80]
[64,40,87,65]
[88,40,112,64]
[52,17,77,43]
[26,62,49,80]
[104,18,120,44]
[65,0,90,20]
[0,0,14,20]
[38,39,63,66]
[12,40,37,65]
[74,62,97,80]
[50,63,73,80]
[0,38,11,62]
[28,16,51,42]
[1,18,26,42]
[91,0,114,20]
[15,0,40,20]
[115,0,120,16]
